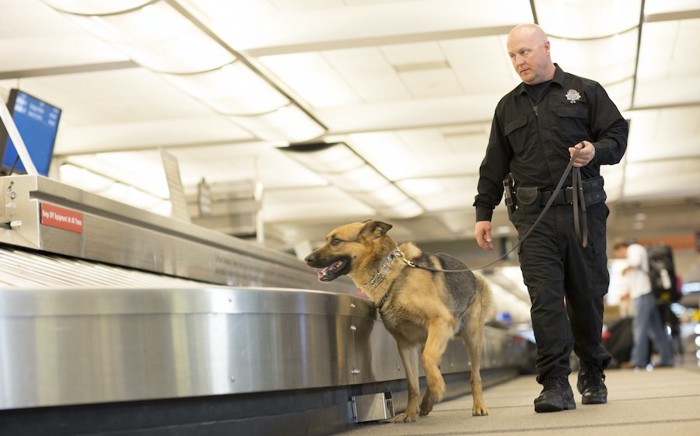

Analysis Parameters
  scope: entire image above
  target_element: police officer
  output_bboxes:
[474,24,627,413]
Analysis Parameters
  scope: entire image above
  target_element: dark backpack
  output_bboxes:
[646,244,680,303]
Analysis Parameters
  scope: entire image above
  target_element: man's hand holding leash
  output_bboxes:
[569,141,595,168]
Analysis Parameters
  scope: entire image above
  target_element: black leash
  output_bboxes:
[572,166,588,248]
[404,149,585,274]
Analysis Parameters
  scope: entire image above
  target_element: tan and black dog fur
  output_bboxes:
[305,220,491,422]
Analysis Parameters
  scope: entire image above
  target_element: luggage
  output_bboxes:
[603,317,634,366]
[646,244,680,303]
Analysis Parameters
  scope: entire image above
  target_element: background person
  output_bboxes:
[613,239,674,369]
[473,23,628,413]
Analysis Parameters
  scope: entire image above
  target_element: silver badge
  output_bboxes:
[565,89,581,104]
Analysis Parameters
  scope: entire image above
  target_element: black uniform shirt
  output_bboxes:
[474,64,628,222]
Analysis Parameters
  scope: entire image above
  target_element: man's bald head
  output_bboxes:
[506,24,555,85]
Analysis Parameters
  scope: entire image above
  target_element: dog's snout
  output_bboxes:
[304,252,316,265]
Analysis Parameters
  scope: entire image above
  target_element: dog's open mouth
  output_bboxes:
[316,258,350,282]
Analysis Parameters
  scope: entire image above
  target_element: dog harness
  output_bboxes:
[366,249,406,310]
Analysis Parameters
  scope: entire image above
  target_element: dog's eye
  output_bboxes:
[330,237,342,246]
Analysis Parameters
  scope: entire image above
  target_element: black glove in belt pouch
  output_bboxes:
[515,187,540,214]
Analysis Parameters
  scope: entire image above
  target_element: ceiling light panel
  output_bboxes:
[196,0,533,53]
[535,0,641,39]
[599,165,624,202]
[350,128,488,182]
[263,186,375,223]
[0,0,129,71]
[636,21,678,80]
[398,176,477,211]
[43,1,154,15]
[56,114,254,154]
[317,91,499,135]
[232,104,325,142]
[354,184,413,208]
[550,31,638,85]
[33,68,217,124]
[50,1,234,74]
[625,107,700,162]
[172,144,329,189]
[280,142,423,218]
[349,131,426,180]
[635,19,700,107]
[163,62,289,115]
[603,78,634,111]
[267,0,346,12]
[645,0,700,15]
[325,166,389,192]
[623,160,700,199]
[66,151,170,197]
[258,52,362,108]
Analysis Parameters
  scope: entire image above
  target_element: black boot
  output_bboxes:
[577,365,607,404]
[534,376,576,413]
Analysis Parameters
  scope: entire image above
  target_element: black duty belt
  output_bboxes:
[539,177,606,208]
[540,187,575,206]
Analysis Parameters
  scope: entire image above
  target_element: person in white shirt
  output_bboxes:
[613,239,674,369]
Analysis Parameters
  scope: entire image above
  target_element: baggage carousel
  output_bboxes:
[0,175,528,435]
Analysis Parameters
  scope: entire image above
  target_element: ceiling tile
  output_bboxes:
[322,47,411,102]
[623,160,700,199]
[259,52,362,108]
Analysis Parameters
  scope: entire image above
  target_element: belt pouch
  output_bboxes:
[582,177,606,206]
[516,186,540,214]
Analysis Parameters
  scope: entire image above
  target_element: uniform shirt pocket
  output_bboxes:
[503,116,529,153]
[555,104,591,145]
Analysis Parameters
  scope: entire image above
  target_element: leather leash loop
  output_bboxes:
[572,167,588,247]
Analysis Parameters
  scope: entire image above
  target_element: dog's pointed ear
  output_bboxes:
[360,220,392,239]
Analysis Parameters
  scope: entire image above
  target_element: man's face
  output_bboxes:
[507,31,551,85]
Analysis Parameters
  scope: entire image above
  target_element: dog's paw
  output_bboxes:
[419,404,433,416]
[391,412,418,423]
[472,404,489,416]
[419,395,434,416]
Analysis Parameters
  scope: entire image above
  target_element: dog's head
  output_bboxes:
[305,220,393,282]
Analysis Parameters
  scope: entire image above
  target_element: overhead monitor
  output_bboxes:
[0,88,62,176]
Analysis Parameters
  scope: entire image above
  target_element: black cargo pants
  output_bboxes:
[512,201,612,383]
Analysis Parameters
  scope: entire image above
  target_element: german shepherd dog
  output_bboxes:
[305,220,491,422]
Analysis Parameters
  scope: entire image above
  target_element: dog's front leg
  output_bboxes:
[393,338,420,423]
[420,317,452,412]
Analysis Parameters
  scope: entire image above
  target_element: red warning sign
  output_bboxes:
[40,203,84,233]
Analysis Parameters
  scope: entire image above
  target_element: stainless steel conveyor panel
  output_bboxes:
[0,174,352,292]
[0,285,374,409]
[0,246,204,288]
[0,284,521,411]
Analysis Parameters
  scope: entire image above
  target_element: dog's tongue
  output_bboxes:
[318,261,343,281]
